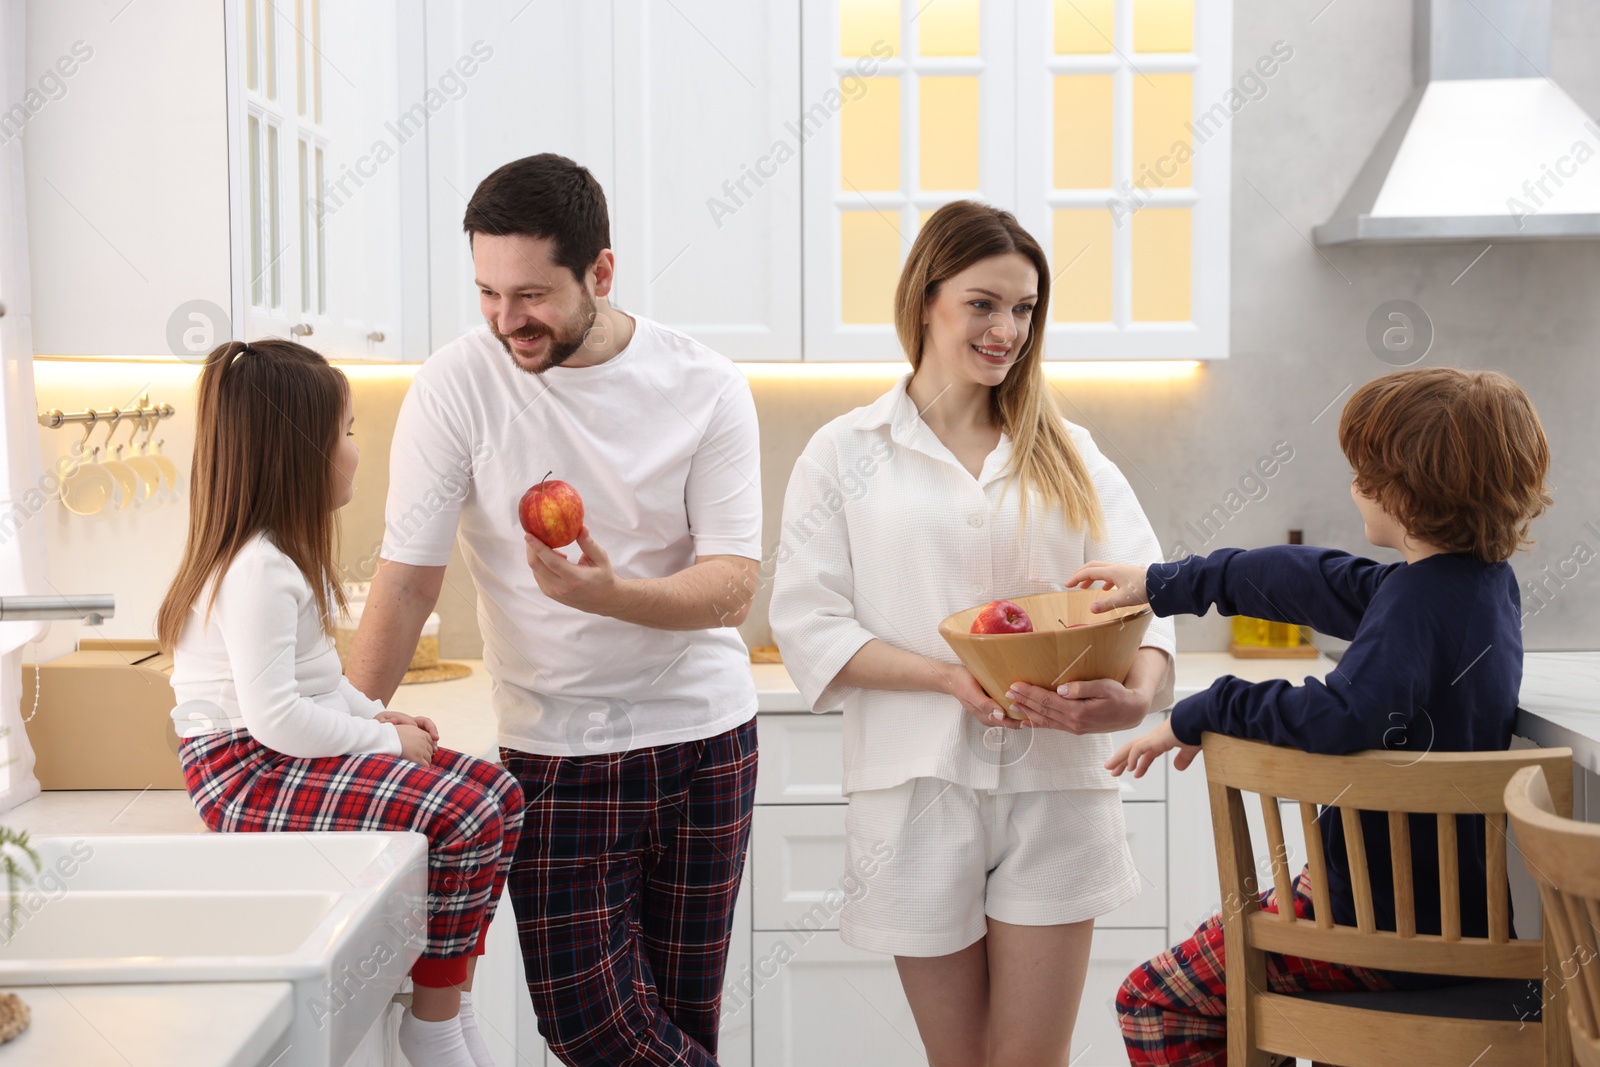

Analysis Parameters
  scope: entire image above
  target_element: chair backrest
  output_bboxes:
[1507,764,1600,1067]
[1202,732,1573,983]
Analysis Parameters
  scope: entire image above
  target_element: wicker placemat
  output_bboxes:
[0,992,31,1044]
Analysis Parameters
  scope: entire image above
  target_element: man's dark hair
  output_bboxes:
[462,153,611,283]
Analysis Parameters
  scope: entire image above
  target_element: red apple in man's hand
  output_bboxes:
[971,600,1033,634]
[519,473,584,548]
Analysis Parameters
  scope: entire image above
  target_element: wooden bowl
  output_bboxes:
[939,591,1153,719]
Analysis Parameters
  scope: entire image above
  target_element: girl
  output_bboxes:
[770,200,1175,1065]
[159,339,524,1067]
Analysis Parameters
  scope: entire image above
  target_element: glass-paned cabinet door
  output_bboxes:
[803,0,1230,362]
[802,0,1016,360]
[232,0,417,359]
[1015,0,1231,360]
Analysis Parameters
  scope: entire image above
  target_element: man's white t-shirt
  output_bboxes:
[381,315,762,756]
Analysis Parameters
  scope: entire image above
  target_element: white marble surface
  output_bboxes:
[0,981,293,1067]
[1516,652,1600,772]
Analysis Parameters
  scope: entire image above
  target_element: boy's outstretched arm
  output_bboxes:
[1146,545,1400,639]
[1170,613,1426,754]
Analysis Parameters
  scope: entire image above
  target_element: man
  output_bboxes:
[348,153,762,1066]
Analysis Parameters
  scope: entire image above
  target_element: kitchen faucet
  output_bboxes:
[0,595,115,627]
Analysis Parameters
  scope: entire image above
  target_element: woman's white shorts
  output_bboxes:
[839,776,1143,957]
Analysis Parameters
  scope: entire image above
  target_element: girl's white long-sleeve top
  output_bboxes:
[769,377,1175,796]
[169,533,403,758]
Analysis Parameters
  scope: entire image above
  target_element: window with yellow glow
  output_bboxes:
[920,77,979,190]
[841,212,903,325]
[815,0,1226,360]
[1133,0,1193,52]
[840,77,901,191]
[841,0,899,56]
[1054,0,1114,54]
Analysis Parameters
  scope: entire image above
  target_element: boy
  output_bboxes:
[1065,368,1552,1067]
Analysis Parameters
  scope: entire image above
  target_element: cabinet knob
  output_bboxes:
[366,331,386,344]
[290,323,314,337]
[0,301,6,318]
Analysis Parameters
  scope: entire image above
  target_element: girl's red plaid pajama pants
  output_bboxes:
[1117,866,1396,1065]
[500,716,758,1067]
[179,728,524,988]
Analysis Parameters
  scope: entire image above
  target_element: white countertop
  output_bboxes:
[0,982,292,1067]
[1514,652,1600,773]
[19,650,1598,840]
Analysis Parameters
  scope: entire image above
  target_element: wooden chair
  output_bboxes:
[1202,731,1574,1066]
[1506,764,1600,1067]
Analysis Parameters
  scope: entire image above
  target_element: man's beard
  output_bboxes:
[491,295,598,374]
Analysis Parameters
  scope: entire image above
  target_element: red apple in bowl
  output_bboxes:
[970,600,1033,634]
[519,473,584,548]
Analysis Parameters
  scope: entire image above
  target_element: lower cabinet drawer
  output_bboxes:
[751,801,1167,932]
[754,713,847,804]
[751,805,853,932]
[748,930,926,1067]
[1098,801,1167,929]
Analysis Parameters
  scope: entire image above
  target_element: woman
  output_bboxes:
[770,200,1174,1065]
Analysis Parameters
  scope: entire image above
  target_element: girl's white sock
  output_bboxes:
[457,991,496,1067]
[397,1007,476,1067]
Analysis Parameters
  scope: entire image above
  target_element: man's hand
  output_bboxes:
[526,525,621,615]
[1064,560,1150,614]
[375,710,439,744]
[1104,719,1200,778]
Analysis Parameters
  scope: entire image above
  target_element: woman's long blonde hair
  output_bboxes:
[157,339,350,652]
[894,200,1104,538]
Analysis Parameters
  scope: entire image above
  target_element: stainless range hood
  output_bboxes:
[1314,0,1600,245]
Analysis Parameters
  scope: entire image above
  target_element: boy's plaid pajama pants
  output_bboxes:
[180,728,524,988]
[1117,866,1396,1066]
[501,716,759,1067]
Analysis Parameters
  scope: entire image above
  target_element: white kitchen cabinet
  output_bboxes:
[233,0,420,360]
[1098,801,1168,929]
[420,0,614,354]
[742,704,1172,1064]
[720,869,755,1067]
[800,0,1233,361]
[751,930,926,1067]
[750,804,850,932]
[23,0,422,361]
[1072,929,1172,1066]
[752,712,847,804]
[386,884,548,1067]
[24,0,232,358]
[610,0,802,361]
[746,926,1166,1067]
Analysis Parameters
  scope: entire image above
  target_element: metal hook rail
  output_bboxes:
[37,394,176,431]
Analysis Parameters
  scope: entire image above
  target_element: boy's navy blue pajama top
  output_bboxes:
[1145,545,1524,983]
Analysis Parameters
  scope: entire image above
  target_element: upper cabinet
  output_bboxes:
[24,0,233,359]
[24,0,1229,363]
[23,0,424,361]
[801,0,1232,361]
[232,0,424,360]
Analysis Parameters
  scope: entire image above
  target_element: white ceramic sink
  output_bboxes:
[0,832,428,1067]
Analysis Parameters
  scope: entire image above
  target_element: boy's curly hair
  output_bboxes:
[1338,368,1551,563]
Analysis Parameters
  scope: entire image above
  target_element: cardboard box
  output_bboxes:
[20,639,186,790]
